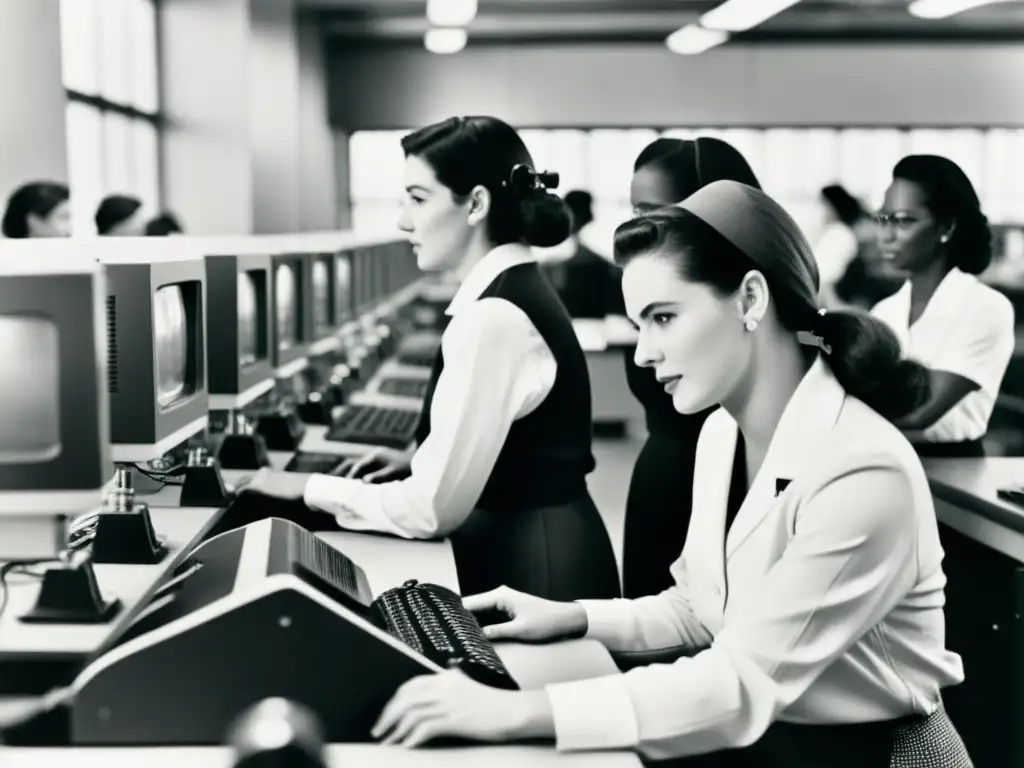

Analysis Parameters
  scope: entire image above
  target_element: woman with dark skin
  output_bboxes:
[619,137,762,599]
[871,155,1013,458]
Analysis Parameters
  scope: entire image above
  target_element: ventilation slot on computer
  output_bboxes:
[106,295,119,393]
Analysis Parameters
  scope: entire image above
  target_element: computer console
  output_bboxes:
[69,517,516,745]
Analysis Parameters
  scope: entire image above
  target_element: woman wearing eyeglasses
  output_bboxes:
[871,155,1014,458]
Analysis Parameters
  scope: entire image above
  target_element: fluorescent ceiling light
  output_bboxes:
[424,28,467,54]
[908,0,1013,19]
[665,24,729,55]
[700,0,804,32]
[426,0,478,27]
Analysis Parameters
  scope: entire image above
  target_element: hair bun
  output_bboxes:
[518,191,572,248]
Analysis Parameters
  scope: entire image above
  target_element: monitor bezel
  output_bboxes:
[204,252,275,410]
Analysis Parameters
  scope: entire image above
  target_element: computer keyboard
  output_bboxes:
[377,377,430,399]
[288,523,517,690]
[324,404,419,449]
[372,579,518,691]
[396,347,440,368]
[283,452,345,474]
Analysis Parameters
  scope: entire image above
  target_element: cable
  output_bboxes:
[133,464,183,487]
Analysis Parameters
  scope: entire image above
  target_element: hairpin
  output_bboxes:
[504,164,560,197]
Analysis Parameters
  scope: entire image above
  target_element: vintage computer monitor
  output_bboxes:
[253,251,314,450]
[90,241,209,565]
[336,249,354,326]
[309,251,339,342]
[269,252,313,373]
[0,245,124,625]
[197,240,276,481]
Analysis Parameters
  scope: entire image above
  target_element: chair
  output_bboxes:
[890,705,973,768]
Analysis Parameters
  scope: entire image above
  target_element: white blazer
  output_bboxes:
[543,358,965,761]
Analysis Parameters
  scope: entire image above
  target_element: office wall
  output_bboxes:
[161,0,337,235]
[0,0,68,212]
[326,43,1024,130]
[297,16,339,231]
[161,0,254,235]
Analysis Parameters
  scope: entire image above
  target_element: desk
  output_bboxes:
[0,745,635,767]
[923,458,1024,768]
[1,496,637,765]
[1,744,635,767]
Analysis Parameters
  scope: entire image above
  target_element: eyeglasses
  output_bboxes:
[873,212,927,230]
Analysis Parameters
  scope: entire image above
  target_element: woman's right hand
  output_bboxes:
[332,445,414,483]
[463,586,588,643]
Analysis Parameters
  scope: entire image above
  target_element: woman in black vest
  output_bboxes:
[246,116,621,602]
[620,137,762,599]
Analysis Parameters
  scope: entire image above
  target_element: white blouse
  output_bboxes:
[871,267,1014,443]
[543,359,964,761]
[303,244,557,539]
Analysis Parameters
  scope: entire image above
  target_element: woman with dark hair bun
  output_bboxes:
[621,136,763,599]
[245,115,620,602]
[374,181,971,767]
[871,154,1014,457]
[2,181,71,238]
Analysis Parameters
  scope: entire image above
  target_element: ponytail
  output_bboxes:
[815,309,930,421]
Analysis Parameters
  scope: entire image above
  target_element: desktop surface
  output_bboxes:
[2,744,638,768]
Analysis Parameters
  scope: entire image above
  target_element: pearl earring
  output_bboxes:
[744,318,757,332]
[940,234,950,243]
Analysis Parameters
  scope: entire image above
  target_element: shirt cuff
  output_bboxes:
[578,599,636,648]
[545,674,639,752]
[303,472,348,513]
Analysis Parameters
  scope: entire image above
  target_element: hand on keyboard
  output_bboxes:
[463,586,588,643]
[332,446,413,483]
[240,468,311,500]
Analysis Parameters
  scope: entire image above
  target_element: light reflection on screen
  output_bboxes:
[154,285,188,409]
[238,272,258,366]
[313,259,330,333]
[337,256,351,319]
[275,264,297,351]
[0,317,60,462]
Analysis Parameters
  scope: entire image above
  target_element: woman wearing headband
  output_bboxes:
[622,137,763,599]
[246,116,620,602]
[373,181,969,766]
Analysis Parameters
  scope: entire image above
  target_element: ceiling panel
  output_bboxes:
[299,0,1024,43]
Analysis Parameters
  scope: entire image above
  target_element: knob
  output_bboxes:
[227,698,327,768]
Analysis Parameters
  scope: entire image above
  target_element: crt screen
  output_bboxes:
[275,263,298,351]
[154,285,189,409]
[238,271,259,366]
[0,316,61,462]
[337,256,351,318]
[312,259,330,334]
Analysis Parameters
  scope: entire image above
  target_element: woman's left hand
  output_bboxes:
[240,468,312,501]
[372,669,553,747]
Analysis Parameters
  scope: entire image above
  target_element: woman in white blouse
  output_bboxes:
[871,154,1014,457]
[244,116,621,602]
[372,181,969,766]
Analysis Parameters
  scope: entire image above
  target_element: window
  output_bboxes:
[60,0,162,236]
[348,126,1024,264]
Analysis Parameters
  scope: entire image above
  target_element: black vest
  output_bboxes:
[414,262,595,512]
